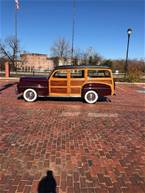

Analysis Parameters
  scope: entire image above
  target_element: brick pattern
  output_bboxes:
[0,81,145,193]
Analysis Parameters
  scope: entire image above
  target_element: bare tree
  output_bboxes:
[51,39,102,66]
[68,47,102,66]
[81,47,102,65]
[51,37,71,59]
[72,48,82,65]
[0,36,19,70]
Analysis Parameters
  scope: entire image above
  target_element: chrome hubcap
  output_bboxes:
[26,91,35,99]
[87,92,96,101]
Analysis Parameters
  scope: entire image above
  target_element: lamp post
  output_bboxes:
[125,28,132,77]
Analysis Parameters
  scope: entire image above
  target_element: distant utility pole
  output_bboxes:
[71,0,76,63]
[14,0,19,70]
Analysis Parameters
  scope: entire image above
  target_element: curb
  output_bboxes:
[0,77,19,80]
[116,82,145,85]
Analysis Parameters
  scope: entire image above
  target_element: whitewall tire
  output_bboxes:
[84,90,98,104]
[23,89,37,102]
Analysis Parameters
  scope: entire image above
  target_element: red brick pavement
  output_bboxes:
[0,80,145,193]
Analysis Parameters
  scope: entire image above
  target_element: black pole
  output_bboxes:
[15,3,18,72]
[71,0,76,64]
[15,5,18,42]
[124,28,132,77]
[125,34,130,76]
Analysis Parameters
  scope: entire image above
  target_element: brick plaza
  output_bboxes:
[0,80,145,193]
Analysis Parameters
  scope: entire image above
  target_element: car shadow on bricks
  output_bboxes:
[17,95,82,102]
[40,97,82,102]
[39,96,111,103]
[98,96,111,102]
[17,96,111,103]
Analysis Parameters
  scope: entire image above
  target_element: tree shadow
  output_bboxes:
[38,170,57,193]
[0,82,17,92]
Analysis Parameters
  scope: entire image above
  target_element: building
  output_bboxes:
[20,53,54,71]
[57,57,82,66]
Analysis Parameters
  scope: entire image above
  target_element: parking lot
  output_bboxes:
[0,80,145,193]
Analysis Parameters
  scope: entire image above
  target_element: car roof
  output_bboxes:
[54,65,111,70]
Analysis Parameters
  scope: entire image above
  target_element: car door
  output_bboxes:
[69,69,86,97]
[49,69,69,96]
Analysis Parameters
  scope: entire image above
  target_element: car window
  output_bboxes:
[88,70,111,78]
[104,70,111,77]
[70,70,84,78]
[53,70,67,78]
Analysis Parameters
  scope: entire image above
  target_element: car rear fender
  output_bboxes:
[17,77,48,96]
[82,83,112,97]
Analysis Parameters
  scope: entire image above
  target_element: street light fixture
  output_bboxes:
[125,28,133,77]
[127,28,132,35]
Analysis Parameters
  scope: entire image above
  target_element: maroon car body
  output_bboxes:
[17,76,48,96]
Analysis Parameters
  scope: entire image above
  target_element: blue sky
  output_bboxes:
[0,0,144,59]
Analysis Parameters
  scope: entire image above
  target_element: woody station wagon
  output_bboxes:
[16,65,115,104]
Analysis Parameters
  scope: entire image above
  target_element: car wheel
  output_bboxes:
[23,89,37,102]
[84,90,98,104]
